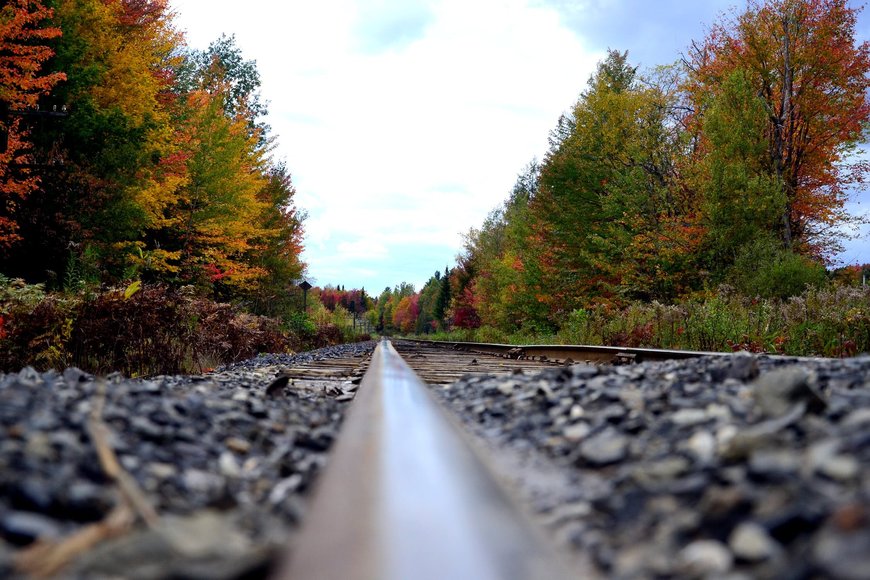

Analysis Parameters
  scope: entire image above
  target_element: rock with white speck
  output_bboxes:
[686,430,716,463]
[729,521,779,562]
[219,451,241,478]
[671,408,709,426]
[563,422,591,442]
[818,455,859,482]
[579,428,628,465]
[678,540,733,576]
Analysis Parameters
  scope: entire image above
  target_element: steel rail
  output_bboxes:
[405,338,731,364]
[278,339,571,580]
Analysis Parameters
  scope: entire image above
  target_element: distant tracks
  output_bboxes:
[404,338,728,365]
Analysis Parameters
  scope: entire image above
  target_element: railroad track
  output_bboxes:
[392,339,565,383]
[403,337,729,365]
[278,338,716,579]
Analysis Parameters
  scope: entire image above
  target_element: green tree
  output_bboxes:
[433,266,451,327]
[700,69,787,271]
[531,50,693,312]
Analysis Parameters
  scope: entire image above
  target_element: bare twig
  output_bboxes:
[87,379,160,528]
[15,378,161,577]
[15,504,135,578]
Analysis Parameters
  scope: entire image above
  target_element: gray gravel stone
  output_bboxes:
[579,428,628,465]
[433,351,870,579]
[0,341,376,578]
[678,539,733,576]
[752,367,826,417]
[0,511,63,544]
[729,521,779,562]
[814,527,870,580]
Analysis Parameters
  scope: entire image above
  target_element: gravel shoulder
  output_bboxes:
[0,342,375,579]
[433,353,870,579]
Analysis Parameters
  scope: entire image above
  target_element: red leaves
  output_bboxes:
[451,286,481,329]
[0,1,65,106]
[392,294,419,333]
[204,263,227,282]
[118,0,167,27]
[319,287,367,313]
[0,0,66,253]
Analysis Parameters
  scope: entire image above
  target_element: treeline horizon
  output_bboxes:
[371,0,870,340]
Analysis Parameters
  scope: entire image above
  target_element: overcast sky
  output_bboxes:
[170,0,870,292]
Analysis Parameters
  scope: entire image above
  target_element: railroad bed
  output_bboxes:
[0,340,869,578]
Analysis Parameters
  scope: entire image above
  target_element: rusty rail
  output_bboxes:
[279,339,571,580]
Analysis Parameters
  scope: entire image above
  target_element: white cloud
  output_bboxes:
[171,0,601,290]
[336,238,390,260]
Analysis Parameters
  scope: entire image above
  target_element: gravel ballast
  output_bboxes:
[435,353,870,579]
[2,343,869,579]
[0,342,375,578]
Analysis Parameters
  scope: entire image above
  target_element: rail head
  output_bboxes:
[279,339,571,580]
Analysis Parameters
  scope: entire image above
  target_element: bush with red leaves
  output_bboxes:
[1,285,291,376]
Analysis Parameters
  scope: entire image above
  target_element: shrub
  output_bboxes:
[1,283,294,376]
[557,309,591,344]
[731,237,826,298]
[473,325,508,344]
[428,284,870,357]
[0,277,76,371]
[314,323,344,348]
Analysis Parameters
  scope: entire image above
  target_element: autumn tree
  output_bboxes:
[167,84,271,292]
[459,160,550,331]
[1,0,183,284]
[319,286,368,315]
[531,50,696,311]
[446,262,480,330]
[244,162,306,316]
[685,0,870,258]
[423,0,870,336]
[0,2,308,318]
[392,293,419,334]
[0,0,64,251]
[180,34,268,138]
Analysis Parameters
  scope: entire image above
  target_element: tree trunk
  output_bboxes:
[774,11,795,249]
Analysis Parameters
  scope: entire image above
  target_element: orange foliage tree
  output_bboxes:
[392,294,420,334]
[0,0,64,250]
